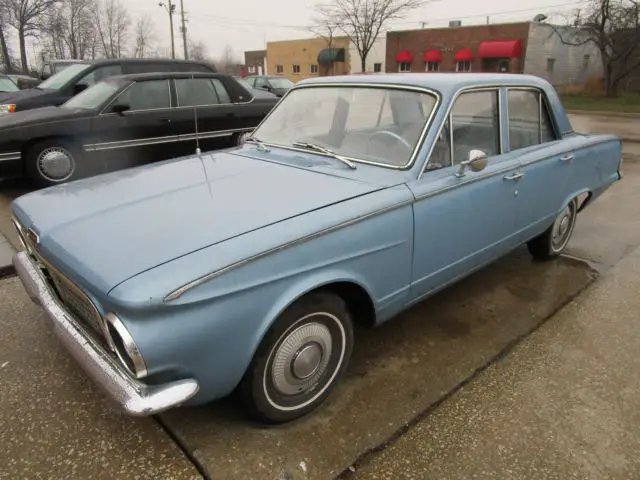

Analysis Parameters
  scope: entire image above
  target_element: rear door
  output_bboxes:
[173,76,241,151]
[504,88,573,242]
[88,79,178,168]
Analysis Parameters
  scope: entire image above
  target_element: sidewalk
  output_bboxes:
[0,233,15,278]
[348,245,640,479]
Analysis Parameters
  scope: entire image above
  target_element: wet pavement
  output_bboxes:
[346,244,640,480]
[0,278,203,480]
[0,111,638,479]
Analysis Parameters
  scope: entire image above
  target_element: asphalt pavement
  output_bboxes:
[0,113,638,479]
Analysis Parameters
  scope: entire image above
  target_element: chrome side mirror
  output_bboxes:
[455,149,488,178]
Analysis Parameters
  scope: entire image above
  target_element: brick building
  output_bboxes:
[386,22,531,74]
[385,21,602,88]
[265,36,351,82]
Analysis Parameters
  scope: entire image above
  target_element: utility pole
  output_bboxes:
[180,0,188,59]
[158,0,176,59]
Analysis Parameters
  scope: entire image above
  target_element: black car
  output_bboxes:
[0,72,278,186]
[244,75,295,97]
[0,58,217,114]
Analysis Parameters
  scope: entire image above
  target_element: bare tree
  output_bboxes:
[314,0,428,73]
[94,0,130,58]
[551,0,640,96]
[309,14,339,49]
[0,2,16,72]
[188,39,208,61]
[6,0,60,71]
[214,44,239,74]
[133,16,156,58]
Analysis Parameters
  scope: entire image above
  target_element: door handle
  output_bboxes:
[503,172,524,181]
[159,118,172,123]
[560,153,574,162]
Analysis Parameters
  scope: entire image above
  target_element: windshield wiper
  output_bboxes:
[292,141,357,169]
[244,135,270,152]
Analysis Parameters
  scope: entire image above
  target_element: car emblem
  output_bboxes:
[26,228,40,246]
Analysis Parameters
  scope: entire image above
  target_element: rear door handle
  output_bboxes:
[560,153,574,162]
[503,172,524,181]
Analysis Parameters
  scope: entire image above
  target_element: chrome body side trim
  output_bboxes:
[83,127,253,151]
[12,251,199,416]
[164,198,414,302]
[248,82,442,171]
[0,151,21,162]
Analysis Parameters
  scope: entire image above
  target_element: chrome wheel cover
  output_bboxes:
[263,312,347,411]
[37,146,75,182]
[551,201,577,252]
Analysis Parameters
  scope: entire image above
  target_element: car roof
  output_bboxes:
[49,58,211,67]
[296,73,554,94]
[106,71,224,82]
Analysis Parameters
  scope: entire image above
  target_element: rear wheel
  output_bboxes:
[240,291,354,424]
[527,198,578,261]
[25,138,81,187]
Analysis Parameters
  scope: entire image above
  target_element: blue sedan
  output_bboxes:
[11,73,623,423]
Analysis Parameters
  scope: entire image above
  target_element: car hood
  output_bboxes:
[0,87,54,103]
[12,151,386,294]
[0,105,87,129]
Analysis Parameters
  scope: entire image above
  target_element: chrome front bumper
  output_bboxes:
[13,251,200,416]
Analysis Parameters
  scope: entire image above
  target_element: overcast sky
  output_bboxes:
[20,0,585,66]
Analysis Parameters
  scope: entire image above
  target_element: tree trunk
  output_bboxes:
[0,24,12,73]
[361,55,366,73]
[18,28,28,73]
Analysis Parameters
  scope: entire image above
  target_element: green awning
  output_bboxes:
[317,48,346,64]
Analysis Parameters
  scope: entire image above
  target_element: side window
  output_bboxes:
[76,65,123,88]
[254,77,269,89]
[245,77,256,87]
[211,78,231,103]
[175,78,224,106]
[111,80,171,111]
[450,90,500,165]
[507,89,557,151]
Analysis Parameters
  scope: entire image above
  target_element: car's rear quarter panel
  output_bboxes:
[107,184,415,404]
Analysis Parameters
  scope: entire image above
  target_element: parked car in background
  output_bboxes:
[0,74,19,93]
[40,59,89,80]
[0,58,217,115]
[233,75,278,98]
[8,74,41,90]
[0,71,277,186]
[10,73,622,424]
[244,75,295,97]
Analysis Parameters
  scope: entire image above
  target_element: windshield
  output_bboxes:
[39,63,91,90]
[251,86,437,168]
[63,78,125,110]
[0,77,18,92]
[234,77,252,89]
[53,62,81,74]
[269,77,294,89]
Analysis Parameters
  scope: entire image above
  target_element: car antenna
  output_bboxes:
[194,105,201,155]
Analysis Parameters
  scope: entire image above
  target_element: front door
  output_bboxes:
[407,89,522,303]
[88,78,178,171]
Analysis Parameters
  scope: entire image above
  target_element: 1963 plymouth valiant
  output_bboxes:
[11,73,623,424]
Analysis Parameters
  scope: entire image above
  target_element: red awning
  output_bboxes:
[478,40,523,58]
[395,50,413,63]
[454,48,474,62]
[422,49,442,63]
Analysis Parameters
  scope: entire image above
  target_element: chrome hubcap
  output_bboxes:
[551,203,575,251]
[37,147,74,181]
[271,322,332,396]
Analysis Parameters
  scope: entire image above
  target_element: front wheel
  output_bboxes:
[527,198,578,261]
[25,138,81,187]
[240,292,354,424]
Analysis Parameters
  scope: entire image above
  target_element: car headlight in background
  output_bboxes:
[0,104,16,114]
[103,312,148,379]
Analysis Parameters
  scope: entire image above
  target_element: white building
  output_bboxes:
[349,37,386,74]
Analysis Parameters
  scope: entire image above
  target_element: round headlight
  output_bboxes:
[104,313,148,379]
